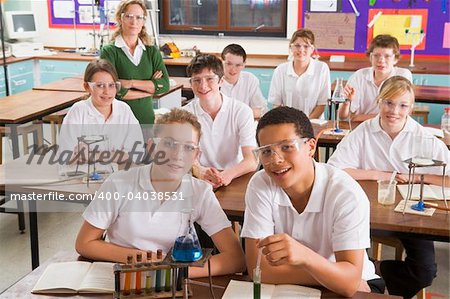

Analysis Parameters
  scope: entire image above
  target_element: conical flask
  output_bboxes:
[172,210,203,262]
[331,78,346,103]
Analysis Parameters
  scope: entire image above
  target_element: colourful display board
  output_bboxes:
[298,0,450,56]
[47,0,119,29]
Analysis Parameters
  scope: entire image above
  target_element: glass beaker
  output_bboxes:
[172,210,203,262]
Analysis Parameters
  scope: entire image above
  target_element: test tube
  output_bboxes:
[165,266,171,291]
[123,254,133,296]
[135,252,142,294]
[155,249,163,292]
[145,251,153,294]
[253,267,261,299]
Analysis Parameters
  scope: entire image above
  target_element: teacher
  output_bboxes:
[101,0,169,124]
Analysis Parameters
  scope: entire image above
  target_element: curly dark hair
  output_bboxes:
[256,107,314,145]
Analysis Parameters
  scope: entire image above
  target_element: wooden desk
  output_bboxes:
[2,153,448,271]
[33,77,85,92]
[332,80,450,105]
[33,76,184,109]
[0,251,400,299]
[216,174,450,242]
[414,85,450,105]
[0,90,87,158]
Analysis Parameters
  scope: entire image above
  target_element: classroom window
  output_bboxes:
[159,0,287,37]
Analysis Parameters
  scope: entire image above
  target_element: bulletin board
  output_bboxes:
[298,0,450,56]
[367,9,428,51]
[47,0,120,29]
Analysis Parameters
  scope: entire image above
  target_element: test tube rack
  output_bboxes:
[113,248,214,299]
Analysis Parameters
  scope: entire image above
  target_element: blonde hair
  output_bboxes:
[111,0,153,46]
[154,108,202,142]
[376,76,415,104]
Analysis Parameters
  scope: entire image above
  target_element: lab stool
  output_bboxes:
[0,122,44,164]
[0,122,44,234]
[41,108,69,145]
[411,105,430,125]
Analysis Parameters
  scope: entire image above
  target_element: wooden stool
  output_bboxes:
[42,108,70,145]
[412,106,430,124]
[0,123,44,164]
[0,123,44,233]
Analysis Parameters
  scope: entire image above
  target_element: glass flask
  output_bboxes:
[172,211,203,262]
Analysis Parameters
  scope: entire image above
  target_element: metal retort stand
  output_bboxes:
[402,158,447,214]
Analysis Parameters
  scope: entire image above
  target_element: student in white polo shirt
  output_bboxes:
[183,54,258,189]
[76,108,246,277]
[241,107,382,297]
[268,29,330,119]
[59,59,144,164]
[220,44,267,118]
[338,35,412,122]
[329,76,449,298]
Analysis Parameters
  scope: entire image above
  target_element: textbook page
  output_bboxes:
[222,280,320,299]
[272,284,321,299]
[79,262,115,292]
[397,184,449,200]
[32,262,92,293]
[32,261,115,294]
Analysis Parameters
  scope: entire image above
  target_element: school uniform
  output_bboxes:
[328,115,449,176]
[347,67,412,115]
[221,71,267,112]
[183,94,257,170]
[328,115,447,298]
[241,162,378,282]
[83,164,231,253]
[59,97,144,161]
[268,59,330,117]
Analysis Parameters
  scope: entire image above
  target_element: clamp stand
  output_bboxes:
[403,158,447,214]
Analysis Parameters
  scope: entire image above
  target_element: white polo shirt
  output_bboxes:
[328,115,450,176]
[241,162,377,281]
[221,71,267,111]
[59,97,144,159]
[115,35,146,66]
[268,59,330,117]
[83,164,231,253]
[183,94,257,170]
[347,67,412,115]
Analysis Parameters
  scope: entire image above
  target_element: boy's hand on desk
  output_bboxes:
[258,233,307,267]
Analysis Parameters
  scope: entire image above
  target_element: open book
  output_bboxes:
[32,261,114,294]
[397,184,449,201]
[222,280,321,299]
